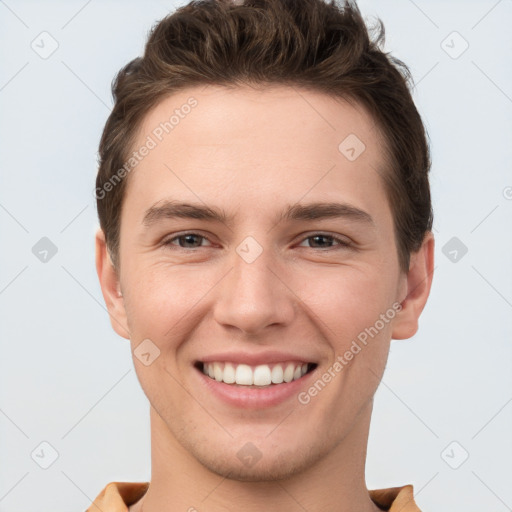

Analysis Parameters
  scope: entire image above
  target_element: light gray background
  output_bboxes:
[1,1,511,511]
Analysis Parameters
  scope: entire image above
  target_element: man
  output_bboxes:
[90,0,434,510]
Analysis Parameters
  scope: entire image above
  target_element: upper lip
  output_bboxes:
[196,350,318,366]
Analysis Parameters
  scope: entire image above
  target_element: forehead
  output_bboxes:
[136,83,385,159]
[125,84,391,223]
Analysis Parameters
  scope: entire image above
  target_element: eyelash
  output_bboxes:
[162,232,352,251]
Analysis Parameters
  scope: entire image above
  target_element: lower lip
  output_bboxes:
[195,366,316,409]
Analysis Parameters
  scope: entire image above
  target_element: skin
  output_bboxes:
[96,84,434,512]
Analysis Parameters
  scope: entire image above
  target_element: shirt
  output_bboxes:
[86,481,422,511]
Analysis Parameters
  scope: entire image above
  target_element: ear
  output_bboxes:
[95,228,131,339]
[391,231,435,340]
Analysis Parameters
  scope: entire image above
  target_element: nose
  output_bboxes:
[212,245,296,336]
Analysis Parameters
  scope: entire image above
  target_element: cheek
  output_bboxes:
[303,267,396,338]
[121,262,225,362]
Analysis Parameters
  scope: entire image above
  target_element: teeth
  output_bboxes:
[213,362,223,382]
[201,362,311,387]
[235,364,253,385]
[223,362,236,384]
[283,363,295,383]
[271,364,284,384]
[253,365,271,386]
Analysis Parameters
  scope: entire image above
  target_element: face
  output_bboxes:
[97,84,431,481]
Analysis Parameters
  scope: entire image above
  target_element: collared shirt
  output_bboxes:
[86,481,422,511]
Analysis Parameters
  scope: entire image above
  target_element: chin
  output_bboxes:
[200,455,306,482]
[187,439,326,482]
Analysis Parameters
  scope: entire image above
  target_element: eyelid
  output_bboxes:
[295,232,353,248]
[162,231,353,250]
[162,231,214,248]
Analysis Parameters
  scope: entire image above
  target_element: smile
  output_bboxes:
[198,361,317,387]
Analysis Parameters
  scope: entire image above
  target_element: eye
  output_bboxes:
[161,232,351,251]
[163,232,212,249]
[298,233,352,250]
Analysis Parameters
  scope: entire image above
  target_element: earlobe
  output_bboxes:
[95,228,131,339]
[391,232,435,340]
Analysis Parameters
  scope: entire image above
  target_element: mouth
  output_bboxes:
[194,361,318,388]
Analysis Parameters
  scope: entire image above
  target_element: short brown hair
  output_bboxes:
[96,0,433,272]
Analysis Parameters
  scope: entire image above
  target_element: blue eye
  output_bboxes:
[164,233,210,249]
[299,234,351,249]
[162,232,351,251]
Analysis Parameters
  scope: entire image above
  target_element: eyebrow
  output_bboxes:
[142,200,374,228]
[279,202,374,225]
[143,201,231,227]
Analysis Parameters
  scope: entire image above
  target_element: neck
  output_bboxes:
[134,400,381,512]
